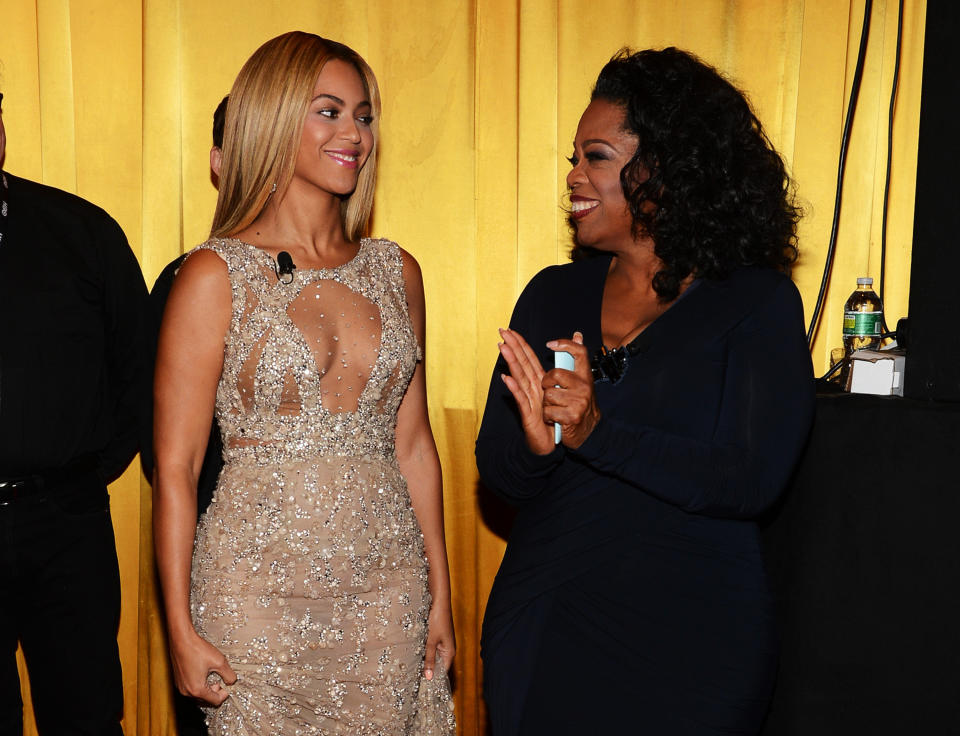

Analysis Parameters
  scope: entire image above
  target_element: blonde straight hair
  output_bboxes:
[211,32,381,241]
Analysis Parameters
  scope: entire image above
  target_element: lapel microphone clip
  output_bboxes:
[276,251,296,284]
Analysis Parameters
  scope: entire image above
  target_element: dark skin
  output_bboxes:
[498,99,690,455]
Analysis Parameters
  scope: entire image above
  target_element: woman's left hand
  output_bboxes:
[542,332,602,449]
[424,599,456,681]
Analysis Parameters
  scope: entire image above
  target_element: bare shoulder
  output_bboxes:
[396,246,424,290]
[164,248,231,319]
[174,248,229,289]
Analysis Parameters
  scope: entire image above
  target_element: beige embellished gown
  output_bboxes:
[187,238,455,736]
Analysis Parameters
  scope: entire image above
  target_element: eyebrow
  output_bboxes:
[311,93,371,108]
[580,138,615,148]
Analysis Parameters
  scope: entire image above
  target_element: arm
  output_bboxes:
[572,278,815,518]
[153,249,236,703]
[395,249,455,680]
[142,255,188,479]
[475,276,565,504]
[98,215,153,482]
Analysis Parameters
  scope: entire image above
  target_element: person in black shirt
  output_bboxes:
[0,91,152,734]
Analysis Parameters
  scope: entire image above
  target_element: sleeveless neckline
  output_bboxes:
[222,237,368,277]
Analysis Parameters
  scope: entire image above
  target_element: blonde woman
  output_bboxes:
[154,32,455,735]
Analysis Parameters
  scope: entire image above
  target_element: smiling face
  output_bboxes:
[566,99,639,251]
[292,58,374,198]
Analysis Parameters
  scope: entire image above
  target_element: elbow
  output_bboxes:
[475,442,546,506]
[685,452,790,519]
[474,443,508,500]
[474,395,560,503]
[700,479,793,521]
[152,457,199,503]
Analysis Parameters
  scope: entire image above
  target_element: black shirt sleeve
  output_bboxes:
[0,174,151,481]
[96,214,153,482]
[475,271,566,504]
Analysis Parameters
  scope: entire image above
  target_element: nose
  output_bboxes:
[339,115,362,144]
[566,159,584,190]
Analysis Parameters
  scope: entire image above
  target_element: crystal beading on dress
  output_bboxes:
[186,237,454,736]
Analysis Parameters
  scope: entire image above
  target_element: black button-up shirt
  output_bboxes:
[0,172,151,481]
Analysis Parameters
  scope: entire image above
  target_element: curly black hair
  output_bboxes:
[572,47,800,302]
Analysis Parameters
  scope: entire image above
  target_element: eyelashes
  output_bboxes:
[316,108,375,126]
[566,151,609,167]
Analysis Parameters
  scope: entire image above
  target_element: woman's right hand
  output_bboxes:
[169,630,237,706]
[498,328,556,455]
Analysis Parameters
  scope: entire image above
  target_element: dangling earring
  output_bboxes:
[270,182,277,194]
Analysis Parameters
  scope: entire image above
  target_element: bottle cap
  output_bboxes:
[857,277,873,285]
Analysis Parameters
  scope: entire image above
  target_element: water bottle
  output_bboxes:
[840,277,883,384]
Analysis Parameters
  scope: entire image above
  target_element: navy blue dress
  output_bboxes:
[477,256,815,735]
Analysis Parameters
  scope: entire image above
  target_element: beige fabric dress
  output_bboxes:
[187,238,455,736]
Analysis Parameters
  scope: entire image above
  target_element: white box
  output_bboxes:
[849,349,906,396]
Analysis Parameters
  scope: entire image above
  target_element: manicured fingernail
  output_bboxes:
[573,331,583,342]
[425,669,434,681]
[546,340,558,349]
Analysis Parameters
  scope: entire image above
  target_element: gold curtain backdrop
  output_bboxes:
[0,1,925,733]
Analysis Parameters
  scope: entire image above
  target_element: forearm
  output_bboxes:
[475,430,563,503]
[153,464,200,640]
[399,433,451,605]
[475,366,565,503]
[572,417,785,517]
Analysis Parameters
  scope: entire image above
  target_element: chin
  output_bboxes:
[572,231,609,253]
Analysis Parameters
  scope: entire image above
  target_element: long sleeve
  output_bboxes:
[0,174,151,478]
[98,215,152,481]
[475,270,566,504]
[571,277,814,518]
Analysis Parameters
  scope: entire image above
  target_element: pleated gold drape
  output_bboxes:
[0,1,924,733]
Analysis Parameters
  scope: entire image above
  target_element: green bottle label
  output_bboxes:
[843,311,881,337]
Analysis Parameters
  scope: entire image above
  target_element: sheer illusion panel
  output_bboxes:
[227,261,385,451]
[188,239,454,735]
[290,279,381,414]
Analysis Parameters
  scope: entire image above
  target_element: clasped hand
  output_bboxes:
[170,629,238,706]
[498,328,601,455]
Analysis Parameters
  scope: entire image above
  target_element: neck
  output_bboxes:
[238,178,350,258]
[597,233,694,349]
[605,234,664,295]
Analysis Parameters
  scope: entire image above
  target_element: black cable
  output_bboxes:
[806,0,874,347]
[820,359,845,382]
[817,330,898,382]
[879,0,904,333]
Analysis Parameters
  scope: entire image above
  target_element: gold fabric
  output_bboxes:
[0,1,926,733]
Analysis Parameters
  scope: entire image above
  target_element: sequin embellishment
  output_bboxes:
[188,238,454,735]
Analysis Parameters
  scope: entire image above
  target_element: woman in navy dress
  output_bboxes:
[477,48,815,735]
